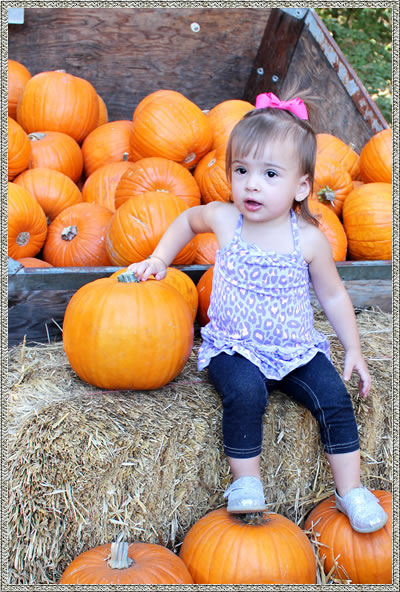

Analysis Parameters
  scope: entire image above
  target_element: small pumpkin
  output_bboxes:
[14,167,82,223]
[81,120,134,177]
[342,182,392,261]
[359,128,392,184]
[8,117,31,181]
[59,540,194,584]
[179,508,316,584]
[42,202,113,267]
[308,201,348,262]
[194,147,232,204]
[63,272,193,390]
[316,133,360,179]
[305,490,392,584]
[16,257,53,268]
[193,232,219,265]
[312,154,354,217]
[130,90,212,168]
[106,191,197,266]
[8,59,31,120]
[28,131,83,183]
[196,266,214,326]
[207,99,254,150]
[17,70,99,143]
[8,182,47,259]
[96,93,109,127]
[81,158,136,212]
[115,156,201,210]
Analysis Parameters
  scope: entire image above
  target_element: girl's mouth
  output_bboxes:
[244,199,262,211]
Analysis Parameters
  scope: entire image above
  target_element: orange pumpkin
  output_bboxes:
[16,257,53,268]
[106,191,197,266]
[312,155,354,217]
[130,90,212,168]
[115,156,201,210]
[193,233,219,265]
[14,168,82,223]
[316,133,360,179]
[17,70,99,143]
[62,273,193,390]
[180,508,316,584]
[96,93,108,127]
[28,131,83,183]
[82,159,136,212]
[342,183,392,260]
[42,202,113,267]
[308,201,348,261]
[359,128,392,184]
[81,120,134,177]
[305,490,392,584]
[196,266,214,326]
[207,99,254,150]
[8,182,47,259]
[112,266,198,322]
[8,117,31,181]
[194,147,232,204]
[59,540,194,584]
[8,59,31,120]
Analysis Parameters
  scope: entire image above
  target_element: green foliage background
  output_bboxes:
[315,7,392,124]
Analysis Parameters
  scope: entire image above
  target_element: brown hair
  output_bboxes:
[225,88,320,226]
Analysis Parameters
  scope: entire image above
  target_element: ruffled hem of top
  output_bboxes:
[197,339,331,381]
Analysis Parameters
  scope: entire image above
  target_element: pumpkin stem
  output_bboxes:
[61,225,78,241]
[122,152,129,161]
[236,511,270,525]
[184,152,196,165]
[16,231,30,247]
[317,186,335,204]
[117,271,140,283]
[28,132,46,142]
[107,541,134,570]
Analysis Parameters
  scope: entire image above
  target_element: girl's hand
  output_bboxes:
[127,255,167,281]
[343,349,371,399]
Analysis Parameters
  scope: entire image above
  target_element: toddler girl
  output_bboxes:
[128,91,387,533]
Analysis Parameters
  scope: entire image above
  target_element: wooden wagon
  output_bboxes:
[8,6,392,346]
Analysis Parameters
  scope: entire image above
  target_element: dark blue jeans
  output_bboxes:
[208,352,360,459]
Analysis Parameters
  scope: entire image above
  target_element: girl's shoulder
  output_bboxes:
[203,201,239,249]
[296,213,331,263]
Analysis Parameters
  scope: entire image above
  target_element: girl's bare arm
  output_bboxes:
[306,227,371,398]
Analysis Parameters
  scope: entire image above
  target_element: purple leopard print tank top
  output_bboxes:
[197,209,330,380]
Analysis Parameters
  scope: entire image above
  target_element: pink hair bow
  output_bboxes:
[255,92,308,120]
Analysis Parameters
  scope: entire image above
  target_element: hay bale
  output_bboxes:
[8,309,392,584]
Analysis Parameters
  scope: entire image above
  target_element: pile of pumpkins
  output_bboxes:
[8,61,393,586]
[8,60,392,270]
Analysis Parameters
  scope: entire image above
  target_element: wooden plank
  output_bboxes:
[8,277,392,348]
[8,7,270,119]
[243,7,308,103]
[8,261,393,295]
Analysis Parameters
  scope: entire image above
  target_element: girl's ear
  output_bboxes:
[295,174,311,202]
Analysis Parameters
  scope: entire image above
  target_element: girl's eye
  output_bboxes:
[235,167,247,175]
[266,170,277,178]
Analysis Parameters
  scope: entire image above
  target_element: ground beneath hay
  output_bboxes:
[8,309,393,585]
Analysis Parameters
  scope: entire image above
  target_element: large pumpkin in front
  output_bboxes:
[63,273,193,390]
[179,508,316,584]
[305,490,392,584]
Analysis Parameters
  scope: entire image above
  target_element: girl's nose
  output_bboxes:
[246,174,260,191]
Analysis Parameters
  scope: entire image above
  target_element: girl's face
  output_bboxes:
[230,138,310,223]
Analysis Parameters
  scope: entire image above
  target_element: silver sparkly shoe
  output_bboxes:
[335,486,388,533]
[224,476,267,513]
